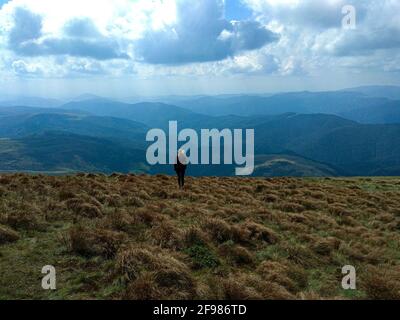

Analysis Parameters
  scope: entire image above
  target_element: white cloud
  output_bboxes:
[0,0,398,84]
[244,0,354,28]
[242,0,400,76]
[12,59,42,75]
[0,0,280,78]
[135,0,278,64]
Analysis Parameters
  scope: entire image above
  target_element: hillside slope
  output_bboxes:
[174,92,392,117]
[1,106,400,176]
[61,99,210,129]
[0,132,146,173]
[253,154,340,177]
[0,174,399,300]
[0,112,148,148]
[341,86,400,100]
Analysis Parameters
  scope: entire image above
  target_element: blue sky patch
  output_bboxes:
[225,0,252,20]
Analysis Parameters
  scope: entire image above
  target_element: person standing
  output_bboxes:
[174,149,188,189]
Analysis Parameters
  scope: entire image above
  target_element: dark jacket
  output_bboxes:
[174,156,187,173]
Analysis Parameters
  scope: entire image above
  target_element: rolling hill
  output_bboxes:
[0,96,62,108]
[171,91,400,125]
[0,110,148,148]
[245,113,400,176]
[340,100,400,124]
[0,88,400,176]
[61,99,210,129]
[0,132,146,173]
[291,124,400,176]
[341,85,400,100]
[253,154,340,177]
[173,91,389,115]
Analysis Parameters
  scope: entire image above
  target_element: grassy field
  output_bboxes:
[0,174,399,300]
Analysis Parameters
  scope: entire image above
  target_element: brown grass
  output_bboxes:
[0,174,400,300]
[67,225,126,258]
[362,266,400,300]
[116,246,196,299]
[0,224,19,244]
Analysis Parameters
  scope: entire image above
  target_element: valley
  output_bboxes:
[0,86,399,177]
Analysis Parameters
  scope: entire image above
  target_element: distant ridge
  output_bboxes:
[341,85,400,100]
[0,87,400,176]
[60,99,210,128]
[70,94,108,102]
[0,96,62,108]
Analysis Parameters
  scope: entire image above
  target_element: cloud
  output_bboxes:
[3,1,278,67]
[8,7,42,52]
[66,58,107,75]
[8,7,129,60]
[242,0,400,75]
[0,0,9,9]
[135,0,278,64]
[12,59,42,76]
[332,27,400,56]
[223,52,280,74]
[244,0,367,29]
[0,0,399,83]
[328,1,400,56]
[250,0,400,57]
[63,17,103,39]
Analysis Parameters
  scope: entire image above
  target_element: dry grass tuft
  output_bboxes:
[67,225,126,258]
[126,196,145,208]
[124,273,162,300]
[4,206,44,231]
[237,221,278,244]
[203,218,233,243]
[219,243,255,266]
[312,238,341,256]
[218,273,295,300]
[362,266,400,300]
[183,227,209,247]
[65,197,103,218]
[116,246,196,299]
[0,224,20,244]
[257,261,308,293]
[147,220,184,250]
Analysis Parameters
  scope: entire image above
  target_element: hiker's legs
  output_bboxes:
[177,171,183,188]
[181,171,185,188]
[177,172,182,188]
[176,170,186,189]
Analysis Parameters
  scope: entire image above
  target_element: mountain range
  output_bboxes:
[0,85,399,176]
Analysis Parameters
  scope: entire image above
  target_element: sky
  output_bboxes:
[0,0,399,98]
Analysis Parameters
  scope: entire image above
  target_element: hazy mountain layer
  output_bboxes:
[0,87,400,176]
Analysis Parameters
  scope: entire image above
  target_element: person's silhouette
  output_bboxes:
[174,149,188,189]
